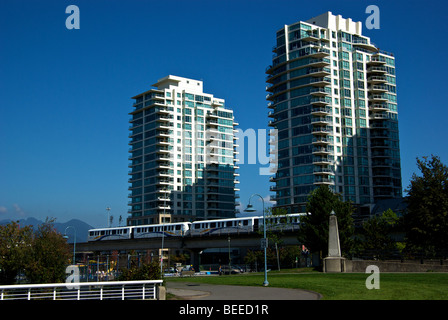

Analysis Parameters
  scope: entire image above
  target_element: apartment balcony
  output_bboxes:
[369,103,389,112]
[313,156,332,165]
[369,94,388,102]
[206,112,219,119]
[207,120,219,127]
[157,195,171,202]
[312,126,332,135]
[157,203,171,210]
[155,106,170,114]
[367,75,387,84]
[367,66,387,74]
[307,58,331,68]
[352,39,378,51]
[312,146,332,155]
[268,111,275,118]
[311,107,331,116]
[307,47,330,58]
[310,87,330,97]
[155,146,171,154]
[155,154,171,161]
[310,97,331,107]
[268,120,276,127]
[367,55,387,65]
[313,176,334,185]
[308,67,331,77]
[368,84,388,92]
[156,178,172,185]
[309,77,331,87]
[313,166,334,175]
[312,137,331,145]
[157,170,171,177]
[311,116,332,125]
[300,31,320,42]
[156,138,170,146]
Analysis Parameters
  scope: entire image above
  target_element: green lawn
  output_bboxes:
[166,269,448,300]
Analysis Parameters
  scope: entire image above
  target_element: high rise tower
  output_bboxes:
[128,75,239,226]
[267,12,402,214]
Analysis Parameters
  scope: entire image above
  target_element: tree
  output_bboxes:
[25,218,71,283]
[298,185,354,262]
[359,208,400,259]
[0,221,33,284]
[0,218,71,284]
[405,155,448,257]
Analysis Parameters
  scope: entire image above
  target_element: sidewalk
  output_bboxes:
[165,281,321,300]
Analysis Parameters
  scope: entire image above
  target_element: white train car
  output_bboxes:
[133,222,190,239]
[87,226,133,242]
[189,217,257,236]
[258,213,304,232]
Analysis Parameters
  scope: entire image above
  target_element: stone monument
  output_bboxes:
[323,211,346,272]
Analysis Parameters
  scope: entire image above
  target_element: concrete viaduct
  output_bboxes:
[74,231,302,269]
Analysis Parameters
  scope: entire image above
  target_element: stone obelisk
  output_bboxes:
[323,211,346,272]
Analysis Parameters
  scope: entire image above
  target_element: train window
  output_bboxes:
[243,220,248,226]
[227,221,232,227]
[101,231,105,235]
[112,230,116,235]
[210,222,216,228]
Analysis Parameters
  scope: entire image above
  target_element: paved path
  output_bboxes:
[166,281,321,300]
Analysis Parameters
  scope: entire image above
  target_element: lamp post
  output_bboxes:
[244,193,269,286]
[106,206,111,228]
[228,237,231,275]
[64,226,76,264]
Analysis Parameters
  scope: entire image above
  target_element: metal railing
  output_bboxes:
[0,280,163,301]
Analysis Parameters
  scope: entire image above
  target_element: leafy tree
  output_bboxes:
[359,208,400,259]
[0,221,33,284]
[405,155,448,257]
[0,218,70,284]
[25,218,71,283]
[298,185,354,262]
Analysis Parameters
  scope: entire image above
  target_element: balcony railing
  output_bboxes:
[0,280,163,301]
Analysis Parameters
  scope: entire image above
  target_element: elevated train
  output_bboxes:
[87,213,304,242]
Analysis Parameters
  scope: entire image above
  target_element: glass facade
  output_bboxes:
[128,76,239,226]
[267,13,402,214]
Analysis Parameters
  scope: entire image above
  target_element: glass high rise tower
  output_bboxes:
[128,75,239,226]
[267,12,402,214]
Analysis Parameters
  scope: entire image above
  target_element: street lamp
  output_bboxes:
[64,226,76,264]
[244,193,269,286]
[228,237,231,275]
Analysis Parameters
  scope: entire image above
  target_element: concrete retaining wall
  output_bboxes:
[345,259,448,272]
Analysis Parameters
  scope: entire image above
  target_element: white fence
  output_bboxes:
[0,280,163,300]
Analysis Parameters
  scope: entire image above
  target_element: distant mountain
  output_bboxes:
[0,217,94,243]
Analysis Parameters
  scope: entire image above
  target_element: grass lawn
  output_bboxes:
[166,269,448,300]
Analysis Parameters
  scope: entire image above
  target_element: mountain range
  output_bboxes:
[0,217,94,243]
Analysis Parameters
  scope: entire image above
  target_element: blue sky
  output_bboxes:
[1,0,447,228]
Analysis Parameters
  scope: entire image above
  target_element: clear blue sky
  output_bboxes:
[1,0,447,228]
